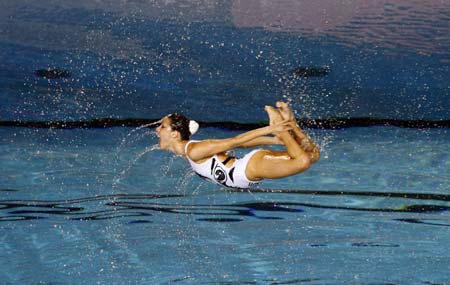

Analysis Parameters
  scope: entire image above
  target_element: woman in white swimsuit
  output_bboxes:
[156,102,320,188]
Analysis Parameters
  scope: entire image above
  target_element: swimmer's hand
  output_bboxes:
[268,119,292,135]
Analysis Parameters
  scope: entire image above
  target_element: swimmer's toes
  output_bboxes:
[265,105,283,124]
[276,101,295,121]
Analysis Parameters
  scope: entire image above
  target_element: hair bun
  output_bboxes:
[189,120,199,135]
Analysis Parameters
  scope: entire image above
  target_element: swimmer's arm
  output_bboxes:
[187,123,288,161]
[239,136,282,148]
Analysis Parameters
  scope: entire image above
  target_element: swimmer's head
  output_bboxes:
[167,113,199,140]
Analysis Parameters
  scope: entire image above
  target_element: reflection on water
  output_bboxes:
[1,189,449,226]
[232,0,450,57]
[1,0,448,58]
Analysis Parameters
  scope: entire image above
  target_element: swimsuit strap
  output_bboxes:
[222,156,235,165]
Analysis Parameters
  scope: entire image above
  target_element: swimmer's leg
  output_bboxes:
[245,106,311,180]
[276,101,320,163]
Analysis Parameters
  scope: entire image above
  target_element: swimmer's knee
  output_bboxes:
[310,148,320,163]
[293,156,311,172]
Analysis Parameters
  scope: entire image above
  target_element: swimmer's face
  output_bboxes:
[156,116,178,149]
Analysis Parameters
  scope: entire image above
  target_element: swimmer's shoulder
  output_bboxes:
[185,140,205,161]
[186,140,201,152]
[186,140,225,162]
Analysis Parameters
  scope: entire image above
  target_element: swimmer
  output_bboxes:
[156,102,320,188]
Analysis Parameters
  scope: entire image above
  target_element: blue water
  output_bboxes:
[1,1,449,284]
[1,126,449,284]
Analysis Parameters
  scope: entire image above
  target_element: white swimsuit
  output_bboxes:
[185,141,261,188]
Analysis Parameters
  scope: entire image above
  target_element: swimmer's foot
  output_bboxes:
[276,101,296,122]
[264,105,283,125]
[276,101,311,147]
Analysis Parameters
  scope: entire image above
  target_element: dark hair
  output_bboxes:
[168,113,191,140]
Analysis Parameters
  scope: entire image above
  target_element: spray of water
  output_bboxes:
[279,72,332,161]
[117,120,161,150]
[112,143,160,189]
[110,120,163,191]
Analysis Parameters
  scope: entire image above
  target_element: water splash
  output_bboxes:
[117,120,161,150]
[178,171,196,196]
[113,144,160,190]
[111,121,162,191]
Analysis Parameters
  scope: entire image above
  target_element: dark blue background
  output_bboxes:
[0,1,448,122]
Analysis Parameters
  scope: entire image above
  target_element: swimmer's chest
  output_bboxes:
[196,153,235,167]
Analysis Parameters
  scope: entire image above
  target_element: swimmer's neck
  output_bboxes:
[169,140,188,156]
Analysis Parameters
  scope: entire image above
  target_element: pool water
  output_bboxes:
[1,0,449,284]
[1,126,449,284]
